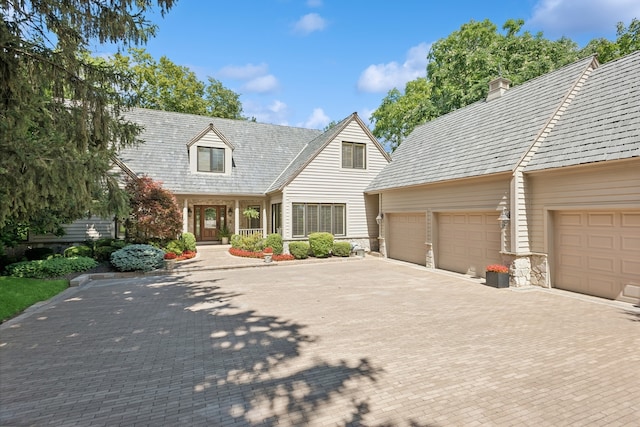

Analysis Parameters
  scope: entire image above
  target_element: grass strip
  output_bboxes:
[0,277,68,322]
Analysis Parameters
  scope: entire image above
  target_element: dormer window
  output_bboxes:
[197,147,225,173]
[188,123,234,176]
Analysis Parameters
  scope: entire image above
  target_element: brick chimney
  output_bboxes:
[486,77,511,101]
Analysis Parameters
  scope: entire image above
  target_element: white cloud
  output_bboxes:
[307,0,323,7]
[218,63,269,80]
[301,108,330,129]
[529,0,640,35]
[242,75,279,93]
[357,42,430,93]
[244,100,290,126]
[293,13,327,35]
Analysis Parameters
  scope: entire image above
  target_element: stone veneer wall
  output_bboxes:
[501,253,548,288]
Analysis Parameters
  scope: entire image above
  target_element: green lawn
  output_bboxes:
[0,276,68,322]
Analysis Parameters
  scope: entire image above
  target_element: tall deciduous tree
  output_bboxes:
[581,18,640,63]
[0,0,175,235]
[371,18,582,150]
[109,48,244,119]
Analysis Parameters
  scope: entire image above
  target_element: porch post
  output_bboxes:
[262,202,268,237]
[182,199,189,233]
[234,200,240,235]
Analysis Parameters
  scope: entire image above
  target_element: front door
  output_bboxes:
[194,205,227,241]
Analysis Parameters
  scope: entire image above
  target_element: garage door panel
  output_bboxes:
[438,212,501,278]
[588,213,614,227]
[588,234,615,249]
[388,213,426,266]
[554,210,640,304]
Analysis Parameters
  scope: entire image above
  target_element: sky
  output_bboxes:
[96,0,640,130]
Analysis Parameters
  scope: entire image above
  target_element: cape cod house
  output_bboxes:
[46,109,390,252]
[366,52,640,304]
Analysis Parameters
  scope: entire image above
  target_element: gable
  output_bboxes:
[267,113,390,193]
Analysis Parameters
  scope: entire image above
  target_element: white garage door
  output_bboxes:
[438,212,502,278]
[387,213,427,265]
[553,210,640,303]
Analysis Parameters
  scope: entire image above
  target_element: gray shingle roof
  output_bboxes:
[366,56,596,192]
[117,108,322,195]
[526,51,640,171]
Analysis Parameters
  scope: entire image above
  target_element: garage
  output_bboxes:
[437,212,502,278]
[553,210,640,303]
[387,213,427,265]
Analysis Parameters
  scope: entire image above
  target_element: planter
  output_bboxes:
[164,259,176,271]
[485,271,509,288]
[264,254,273,263]
[221,237,229,245]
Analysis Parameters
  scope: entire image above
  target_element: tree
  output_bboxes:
[125,176,182,243]
[581,18,640,63]
[370,18,581,150]
[0,0,175,236]
[109,48,245,119]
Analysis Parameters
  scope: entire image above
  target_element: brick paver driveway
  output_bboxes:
[1,258,639,426]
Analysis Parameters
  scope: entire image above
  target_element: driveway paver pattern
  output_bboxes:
[1,257,639,426]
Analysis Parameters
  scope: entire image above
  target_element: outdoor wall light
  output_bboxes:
[228,207,233,215]
[376,212,384,225]
[498,207,510,229]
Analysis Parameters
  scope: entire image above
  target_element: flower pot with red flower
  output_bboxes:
[263,247,273,263]
[485,264,509,288]
[164,252,177,270]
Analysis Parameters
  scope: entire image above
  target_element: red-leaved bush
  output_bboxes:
[125,176,182,243]
[164,252,177,260]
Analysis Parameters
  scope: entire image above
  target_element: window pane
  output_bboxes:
[197,147,211,171]
[354,144,365,169]
[306,204,318,234]
[333,205,345,235]
[292,204,305,237]
[319,205,332,232]
[342,143,353,168]
[212,148,225,172]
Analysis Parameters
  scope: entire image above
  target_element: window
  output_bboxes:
[247,205,260,229]
[271,203,282,234]
[292,203,345,237]
[342,142,366,169]
[197,146,225,173]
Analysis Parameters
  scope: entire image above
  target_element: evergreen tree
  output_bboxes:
[0,0,175,236]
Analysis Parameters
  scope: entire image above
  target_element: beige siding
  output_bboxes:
[29,217,116,243]
[527,159,640,254]
[284,121,389,242]
[380,174,511,245]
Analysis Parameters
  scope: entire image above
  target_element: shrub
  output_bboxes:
[264,233,283,255]
[110,244,164,272]
[238,232,264,252]
[289,242,310,259]
[164,252,177,260]
[6,256,98,279]
[273,254,295,261]
[64,245,92,258]
[309,232,334,258]
[229,247,262,258]
[111,240,127,249]
[332,241,351,257]
[94,245,117,262]
[180,232,197,251]
[25,247,54,261]
[94,238,114,247]
[230,234,242,248]
[164,239,184,255]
